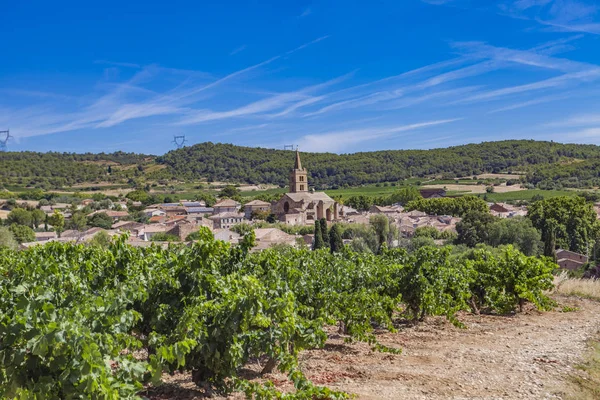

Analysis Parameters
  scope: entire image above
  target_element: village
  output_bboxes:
[0,150,592,273]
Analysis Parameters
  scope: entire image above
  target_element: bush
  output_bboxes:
[8,224,35,244]
[150,232,180,242]
[464,246,555,314]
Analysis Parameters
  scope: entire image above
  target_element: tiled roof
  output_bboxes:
[283,192,335,203]
[186,207,214,213]
[209,212,244,219]
[214,199,241,207]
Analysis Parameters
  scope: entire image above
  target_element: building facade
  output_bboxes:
[272,150,340,225]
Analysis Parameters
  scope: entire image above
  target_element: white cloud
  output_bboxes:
[300,119,461,153]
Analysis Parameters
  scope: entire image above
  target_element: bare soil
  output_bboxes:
[147,295,600,400]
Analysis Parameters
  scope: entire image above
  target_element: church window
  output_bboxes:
[300,185,304,191]
[284,202,290,212]
[300,176,304,182]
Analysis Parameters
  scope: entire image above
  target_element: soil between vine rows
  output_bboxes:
[146,295,600,400]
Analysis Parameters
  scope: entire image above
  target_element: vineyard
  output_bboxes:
[0,228,556,399]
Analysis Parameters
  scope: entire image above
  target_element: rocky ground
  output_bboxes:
[146,295,600,400]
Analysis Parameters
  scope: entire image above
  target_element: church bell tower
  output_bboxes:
[289,150,308,193]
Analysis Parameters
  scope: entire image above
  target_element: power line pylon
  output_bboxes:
[0,130,11,152]
[173,135,186,149]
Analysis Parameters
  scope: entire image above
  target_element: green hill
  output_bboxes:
[4,140,600,190]
[157,140,600,189]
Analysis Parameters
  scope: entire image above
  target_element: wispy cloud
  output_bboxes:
[301,119,462,153]
[487,93,568,113]
[3,35,331,139]
[229,45,247,56]
[546,113,600,128]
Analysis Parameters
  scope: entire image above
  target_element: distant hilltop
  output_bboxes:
[4,140,600,190]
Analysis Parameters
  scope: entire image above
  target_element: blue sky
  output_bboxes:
[2,0,600,154]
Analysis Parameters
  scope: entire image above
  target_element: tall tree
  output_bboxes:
[312,220,325,250]
[48,210,65,238]
[329,224,344,254]
[369,214,390,253]
[70,212,88,231]
[30,209,46,229]
[455,210,496,248]
[528,196,600,257]
[319,218,329,249]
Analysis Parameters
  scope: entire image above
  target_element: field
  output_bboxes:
[484,189,577,202]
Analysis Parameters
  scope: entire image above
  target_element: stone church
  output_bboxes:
[272,150,340,225]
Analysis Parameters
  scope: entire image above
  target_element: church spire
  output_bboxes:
[289,149,308,193]
[294,149,302,170]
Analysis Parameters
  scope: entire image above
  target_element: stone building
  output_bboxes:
[272,150,339,225]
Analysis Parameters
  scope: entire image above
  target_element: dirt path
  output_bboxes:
[149,296,600,400]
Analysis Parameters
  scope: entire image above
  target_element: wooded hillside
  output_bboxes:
[4,140,600,189]
[158,140,600,188]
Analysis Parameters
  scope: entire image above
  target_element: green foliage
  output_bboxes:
[8,224,35,244]
[0,227,17,250]
[464,246,555,314]
[487,217,543,256]
[195,192,217,207]
[69,212,88,231]
[396,246,472,323]
[47,210,65,237]
[230,223,254,236]
[387,186,423,205]
[88,230,112,248]
[405,196,488,217]
[30,209,46,229]
[87,212,114,230]
[7,208,32,227]
[149,232,180,242]
[156,140,600,187]
[319,218,329,249]
[528,196,600,256]
[414,226,457,241]
[126,190,150,203]
[0,233,555,398]
[185,230,202,241]
[8,141,600,191]
[455,210,497,248]
[312,220,326,250]
[329,224,344,253]
[219,185,241,198]
[0,151,151,189]
[370,214,391,253]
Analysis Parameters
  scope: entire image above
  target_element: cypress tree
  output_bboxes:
[312,220,325,250]
[319,218,329,249]
[329,224,344,253]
